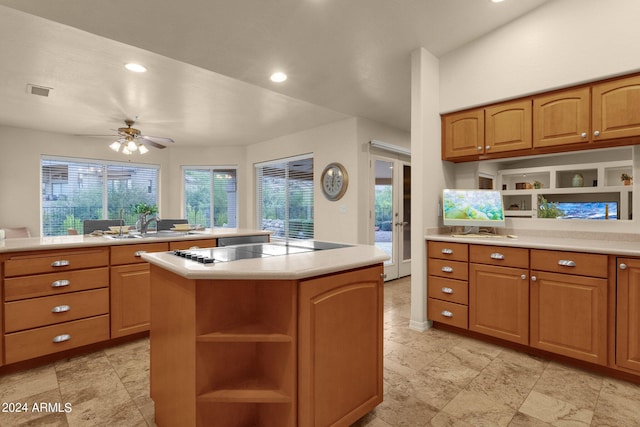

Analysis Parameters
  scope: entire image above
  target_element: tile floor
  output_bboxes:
[1,276,640,426]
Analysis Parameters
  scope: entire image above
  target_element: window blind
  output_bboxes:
[256,155,314,240]
[41,156,159,236]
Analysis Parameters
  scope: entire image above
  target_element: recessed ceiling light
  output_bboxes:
[491,0,505,3]
[125,63,147,73]
[270,72,287,83]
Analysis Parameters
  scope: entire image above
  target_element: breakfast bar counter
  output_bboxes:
[142,241,388,427]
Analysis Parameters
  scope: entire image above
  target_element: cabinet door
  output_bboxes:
[485,99,532,154]
[530,271,608,365]
[298,265,383,427]
[442,109,484,159]
[592,75,640,141]
[469,264,529,344]
[110,263,151,338]
[616,258,640,373]
[533,87,590,148]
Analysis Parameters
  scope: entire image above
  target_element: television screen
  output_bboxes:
[556,202,618,220]
[443,189,506,228]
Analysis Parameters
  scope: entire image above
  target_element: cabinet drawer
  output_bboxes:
[530,249,608,278]
[110,242,169,265]
[427,258,468,281]
[428,276,468,305]
[470,245,529,268]
[4,267,109,302]
[428,298,468,329]
[4,247,109,277]
[427,241,468,261]
[169,239,217,250]
[4,314,110,364]
[5,288,109,333]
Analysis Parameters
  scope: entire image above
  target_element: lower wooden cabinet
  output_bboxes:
[298,265,384,427]
[110,263,151,338]
[616,258,640,373]
[530,270,608,365]
[469,264,529,345]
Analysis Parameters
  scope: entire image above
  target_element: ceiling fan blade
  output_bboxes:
[137,138,168,149]
[140,135,175,144]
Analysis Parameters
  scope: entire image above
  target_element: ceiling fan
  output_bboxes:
[107,119,175,155]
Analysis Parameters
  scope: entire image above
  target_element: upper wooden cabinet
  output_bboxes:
[442,108,484,159]
[485,100,532,154]
[592,75,640,141]
[443,100,531,160]
[533,87,591,148]
[443,72,640,162]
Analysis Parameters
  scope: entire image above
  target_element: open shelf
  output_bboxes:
[197,323,293,343]
[197,379,291,403]
[499,160,633,220]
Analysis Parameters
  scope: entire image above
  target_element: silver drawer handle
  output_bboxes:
[441,248,453,255]
[51,305,71,313]
[441,266,454,273]
[490,252,505,260]
[558,259,576,267]
[135,250,147,257]
[441,310,454,318]
[51,260,70,267]
[52,334,71,343]
[51,279,70,288]
[441,287,454,294]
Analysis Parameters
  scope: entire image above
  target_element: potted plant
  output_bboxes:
[133,203,158,231]
[621,173,633,186]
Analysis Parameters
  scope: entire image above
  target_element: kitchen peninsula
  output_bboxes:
[141,241,388,427]
[0,228,271,369]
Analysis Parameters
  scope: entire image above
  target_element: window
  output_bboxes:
[183,167,238,228]
[256,155,314,240]
[41,156,159,236]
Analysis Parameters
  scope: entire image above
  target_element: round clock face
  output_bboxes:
[321,163,348,200]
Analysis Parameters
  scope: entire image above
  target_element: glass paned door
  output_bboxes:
[373,157,411,280]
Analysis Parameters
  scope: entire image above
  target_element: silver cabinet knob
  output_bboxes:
[441,266,454,273]
[531,275,537,281]
[620,263,628,270]
[558,259,576,267]
[441,248,453,255]
[51,279,70,288]
[477,146,483,151]
[521,274,527,280]
[441,287,454,294]
[441,310,454,318]
[51,260,70,267]
[51,305,71,313]
[490,252,505,260]
[53,334,71,343]
[581,132,587,138]
[485,145,491,150]
[593,130,600,137]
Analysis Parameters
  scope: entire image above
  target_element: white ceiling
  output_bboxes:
[0,0,550,148]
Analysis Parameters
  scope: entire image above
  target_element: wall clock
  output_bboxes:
[321,162,348,201]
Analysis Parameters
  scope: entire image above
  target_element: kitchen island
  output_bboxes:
[141,241,388,427]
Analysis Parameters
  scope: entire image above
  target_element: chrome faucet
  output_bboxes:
[139,216,159,235]
[119,208,125,238]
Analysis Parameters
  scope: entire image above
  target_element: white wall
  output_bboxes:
[0,125,170,236]
[440,0,640,113]
[245,118,362,243]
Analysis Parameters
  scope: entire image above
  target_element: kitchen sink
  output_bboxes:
[103,233,143,239]
[103,230,193,240]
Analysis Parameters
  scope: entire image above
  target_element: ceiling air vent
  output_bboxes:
[26,84,52,97]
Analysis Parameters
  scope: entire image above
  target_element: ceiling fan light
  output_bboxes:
[122,146,132,155]
[126,140,138,151]
[138,144,149,154]
[109,141,122,152]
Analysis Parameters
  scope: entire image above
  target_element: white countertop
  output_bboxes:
[141,242,389,280]
[0,228,270,253]
[426,232,640,256]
